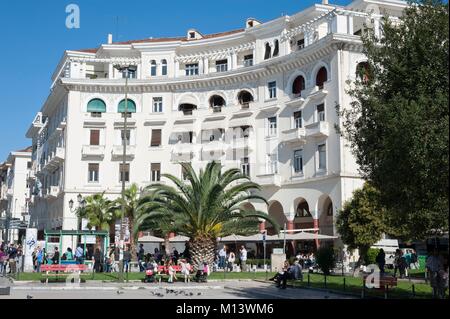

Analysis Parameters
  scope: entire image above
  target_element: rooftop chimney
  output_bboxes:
[107,34,113,44]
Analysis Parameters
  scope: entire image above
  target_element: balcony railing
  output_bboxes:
[112,145,136,159]
[255,174,282,187]
[82,145,105,159]
[305,121,329,138]
[281,128,307,144]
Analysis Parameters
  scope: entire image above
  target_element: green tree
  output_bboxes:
[76,193,118,247]
[315,246,336,276]
[339,0,449,240]
[336,183,387,267]
[134,162,279,270]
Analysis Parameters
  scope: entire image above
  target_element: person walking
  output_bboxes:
[239,246,248,272]
[36,247,44,273]
[426,249,445,299]
[218,245,227,270]
[393,249,401,278]
[0,247,7,276]
[376,249,386,274]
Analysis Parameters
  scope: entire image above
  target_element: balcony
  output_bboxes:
[285,94,305,108]
[26,170,36,182]
[308,86,329,101]
[230,137,252,151]
[82,145,105,159]
[201,141,226,155]
[281,128,307,144]
[112,145,136,159]
[259,103,280,114]
[255,174,282,187]
[171,143,194,161]
[305,121,329,138]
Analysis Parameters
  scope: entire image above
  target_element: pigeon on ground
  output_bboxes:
[26,295,33,299]
[197,292,202,296]
[116,290,125,295]
[189,292,193,296]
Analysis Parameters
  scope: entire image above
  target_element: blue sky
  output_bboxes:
[0,0,351,160]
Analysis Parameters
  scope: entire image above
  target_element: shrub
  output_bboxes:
[316,246,336,275]
[246,259,271,267]
[365,248,380,265]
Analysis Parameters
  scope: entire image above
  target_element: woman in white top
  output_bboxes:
[227,252,236,272]
[180,259,191,283]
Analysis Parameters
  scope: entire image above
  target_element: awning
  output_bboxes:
[178,95,198,107]
[138,235,164,243]
[87,99,106,113]
[118,99,137,113]
[217,232,337,243]
[169,235,190,243]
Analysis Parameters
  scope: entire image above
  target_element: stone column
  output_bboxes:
[203,58,209,74]
[174,60,180,77]
[313,218,320,249]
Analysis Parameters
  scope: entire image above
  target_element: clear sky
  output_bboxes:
[0,0,351,160]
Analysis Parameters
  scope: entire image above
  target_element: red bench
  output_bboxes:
[41,264,88,283]
[156,265,183,274]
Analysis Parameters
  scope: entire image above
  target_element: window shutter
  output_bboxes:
[151,129,162,147]
[90,130,100,146]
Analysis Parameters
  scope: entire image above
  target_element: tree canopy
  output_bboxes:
[339,0,449,240]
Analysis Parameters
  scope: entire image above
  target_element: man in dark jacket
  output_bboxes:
[137,244,145,272]
[376,249,386,274]
[52,247,60,265]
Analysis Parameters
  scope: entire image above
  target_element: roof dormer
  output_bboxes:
[187,29,203,40]
[246,18,261,29]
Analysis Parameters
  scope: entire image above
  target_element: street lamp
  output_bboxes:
[114,64,137,282]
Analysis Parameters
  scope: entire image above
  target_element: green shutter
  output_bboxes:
[87,99,106,113]
[118,99,136,113]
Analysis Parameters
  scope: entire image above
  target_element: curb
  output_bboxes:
[11,285,225,291]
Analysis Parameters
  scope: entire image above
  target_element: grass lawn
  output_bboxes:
[289,273,442,299]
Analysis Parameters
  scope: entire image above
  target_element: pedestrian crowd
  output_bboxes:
[0,242,23,276]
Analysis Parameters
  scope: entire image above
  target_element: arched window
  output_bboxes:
[264,43,271,60]
[237,90,254,108]
[179,103,197,116]
[87,99,106,114]
[273,39,279,57]
[150,60,157,76]
[296,201,311,218]
[292,75,306,96]
[356,62,370,84]
[326,201,333,216]
[209,95,226,108]
[316,66,328,89]
[118,99,137,114]
[161,59,168,76]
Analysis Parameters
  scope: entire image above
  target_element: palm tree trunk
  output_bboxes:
[128,217,137,261]
[164,236,171,257]
[190,236,216,272]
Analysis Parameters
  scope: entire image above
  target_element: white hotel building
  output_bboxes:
[26,0,406,250]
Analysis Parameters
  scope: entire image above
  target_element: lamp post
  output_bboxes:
[114,64,137,282]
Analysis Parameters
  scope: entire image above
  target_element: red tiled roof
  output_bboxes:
[15,146,32,153]
[72,28,245,54]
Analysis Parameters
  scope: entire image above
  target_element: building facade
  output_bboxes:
[26,0,407,249]
[0,147,32,243]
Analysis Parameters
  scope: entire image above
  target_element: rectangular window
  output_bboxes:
[88,164,99,183]
[215,59,228,72]
[162,64,167,76]
[121,130,131,146]
[294,111,302,129]
[267,154,278,174]
[90,130,100,146]
[27,161,32,169]
[181,164,189,181]
[267,117,277,137]
[152,97,163,113]
[297,38,305,50]
[243,54,253,67]
[241,157,250,176]
[91,112,102,118]
[185,63,199,76]
[268,81,277,99]
[119,164,130,182]
[151,163,161,182]
[151,129,162,147]
[318,144,327,171]
[122,69,137,79]
[317,104,325,122]
[293,150,303,174]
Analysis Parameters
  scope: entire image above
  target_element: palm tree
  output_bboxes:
[76,192,118,247]
[134,162,279,270]
[114,183,142,261]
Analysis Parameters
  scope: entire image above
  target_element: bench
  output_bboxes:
[156,265,183,274]
[363,275,397,298]
[41,264,88,284]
